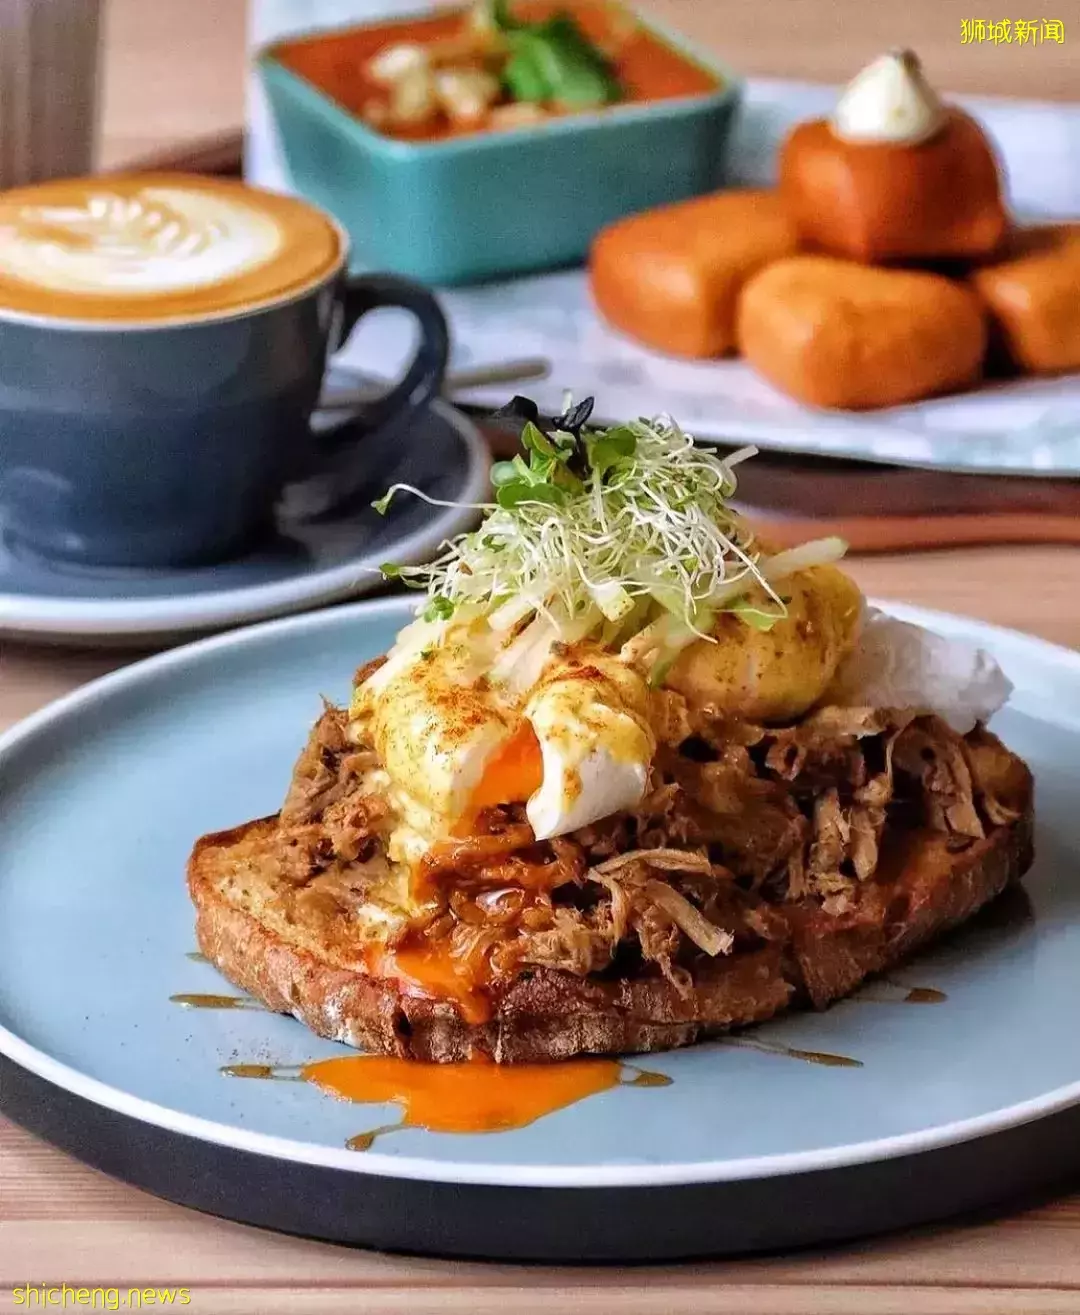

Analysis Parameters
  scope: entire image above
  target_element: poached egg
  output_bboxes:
[349,614,655,864]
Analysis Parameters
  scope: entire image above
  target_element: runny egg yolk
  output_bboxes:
[351,629,656,857]
[453,721,544,836]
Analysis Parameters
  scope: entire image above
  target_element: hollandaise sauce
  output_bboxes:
[222,1055,672,1149]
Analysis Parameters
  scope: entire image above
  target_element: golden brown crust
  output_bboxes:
[589,189,799,359]
[188,773,1034,1063]
[970,223,1080,376]
[779,110,1008,264]
[736,256,987,410]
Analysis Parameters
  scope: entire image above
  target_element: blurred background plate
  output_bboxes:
[383,270,1080,477]
[247,3,1080,476]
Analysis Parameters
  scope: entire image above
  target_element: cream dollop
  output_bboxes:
[831,49,946,146]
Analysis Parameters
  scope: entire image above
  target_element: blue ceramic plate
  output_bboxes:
[0,401,488,646]
[2,597,1080,1259]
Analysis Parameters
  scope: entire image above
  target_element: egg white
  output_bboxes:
[523,649,656,841]
[826,608,1012,732]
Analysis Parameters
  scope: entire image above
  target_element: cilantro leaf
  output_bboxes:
[503,34,551,102]
[489,0,522,32]
[492,4,620,109]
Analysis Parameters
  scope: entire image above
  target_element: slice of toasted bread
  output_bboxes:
[188,787,1033,1064]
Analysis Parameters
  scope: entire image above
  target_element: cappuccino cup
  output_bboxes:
[0,173,449,567]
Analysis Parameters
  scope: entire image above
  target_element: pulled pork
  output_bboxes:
[273,691,1025,994]
[276,705,392,894]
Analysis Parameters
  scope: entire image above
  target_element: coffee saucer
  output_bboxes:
[0,401,488,647]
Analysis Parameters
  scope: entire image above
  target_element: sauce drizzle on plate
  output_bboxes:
[720,1036,863,1068]
[854,979,948,1005]
[170,993,266,1011]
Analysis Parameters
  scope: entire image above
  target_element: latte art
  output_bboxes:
[0,174,342,324]
[0,188,285,296]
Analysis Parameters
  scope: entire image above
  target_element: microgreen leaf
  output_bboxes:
[497,449,562,493]
[520,420,557,459]
[490,460,520,487]
[553,397,595,434]
[496,481,568,509]
[508,453,532,481]
[365,394,842,648]
[423,595,455,621]
[553,465,584,496]
[379,562,403,578]
[372,490,395,515]
[493,394,541,424]
[586,424,637,478]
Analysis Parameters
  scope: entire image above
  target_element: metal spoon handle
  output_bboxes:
[319,357,550,413]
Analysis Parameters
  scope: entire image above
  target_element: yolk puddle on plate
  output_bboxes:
[306,1055,642,1134]
[223,1055,671,1149]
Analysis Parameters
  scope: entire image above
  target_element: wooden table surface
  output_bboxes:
[4,0,1080,1309]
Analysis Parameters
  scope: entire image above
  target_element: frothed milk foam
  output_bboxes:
[0,174,342,323]
[2,188,285,294]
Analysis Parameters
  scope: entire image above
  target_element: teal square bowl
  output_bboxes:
[257,8,743,286]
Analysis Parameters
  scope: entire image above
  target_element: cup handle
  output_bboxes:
[323,272,450,438]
